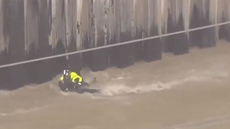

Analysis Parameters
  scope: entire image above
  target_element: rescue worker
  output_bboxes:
[60,69,83,87]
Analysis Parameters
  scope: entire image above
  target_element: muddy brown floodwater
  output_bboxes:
[0,40,230,129]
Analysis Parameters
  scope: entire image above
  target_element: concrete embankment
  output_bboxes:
[0,0,230,89]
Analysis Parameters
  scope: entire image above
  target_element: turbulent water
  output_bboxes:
[1,40,230,129]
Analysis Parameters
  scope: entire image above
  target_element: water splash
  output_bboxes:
[0,106,45,117]
[55,69,229,98]
[0,90,15,96]
[98,75,217,97]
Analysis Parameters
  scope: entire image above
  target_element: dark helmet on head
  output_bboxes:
[63,69,70,77]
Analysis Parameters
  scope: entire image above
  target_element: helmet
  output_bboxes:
[63,69,70,77]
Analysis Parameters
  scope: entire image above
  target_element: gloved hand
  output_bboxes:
[78,82,82,85]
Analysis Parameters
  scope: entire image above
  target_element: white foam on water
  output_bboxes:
[0,90,15,96]
[161,115,230,129]
[0,106,46,117]
[97,74,219,97]
[52,69,230,98]
[70,125,93,129]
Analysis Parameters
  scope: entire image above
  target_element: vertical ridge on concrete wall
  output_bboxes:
[24,0,40,84]
[49,0,66,48]
[36,0,66,84]
[79,0,92,50]
[190,0,216,48]
[7,0,27,89]
[217,0,224,40]
[24,0,39,53]
[115,0,134,68]
[160,0,168,36]
[190,0,201,47]
[36,0,54,84]
[218,0,230,41]
[86,0,109,71]
[223,0,230,41]
[209,0,217,45]
[50,0,67,78]
[182,0,191,37]
[64,0,81,73]
[79,0,93,71]
[207,0,217,47]
[109,0,121,67]
[165,0,189,55]
[76,0,82,50]
[0,0,6,53]
[142,0,162,62]
[0,0,9,89]
[80,0,97,69]
[133,0,145,62]
[65,0,76,48]
[106,0,116,66]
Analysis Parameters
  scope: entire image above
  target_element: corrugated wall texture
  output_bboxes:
[0,0,6,53]
[217,0,230,41]
[0,0,230,89]
[164,0,189,54]
[190,0,216,48]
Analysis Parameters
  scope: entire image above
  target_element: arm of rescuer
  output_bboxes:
[70,72,83,84]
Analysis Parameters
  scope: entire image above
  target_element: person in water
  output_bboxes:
[60,69,83,85]
[59,69,83,91]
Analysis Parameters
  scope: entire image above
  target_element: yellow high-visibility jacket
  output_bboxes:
[60,71,82,83]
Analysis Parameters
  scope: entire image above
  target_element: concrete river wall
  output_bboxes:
[0,0,230,90]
